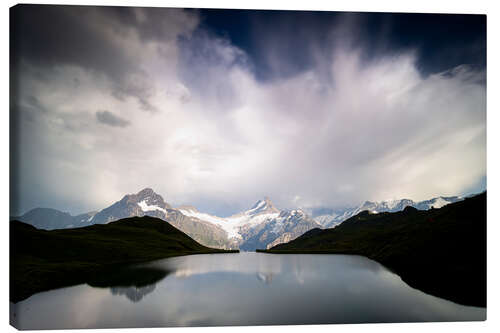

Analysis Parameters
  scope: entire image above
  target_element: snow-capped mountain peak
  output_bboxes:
[178,198,281,241]
[246,197,279,216]
[415,196,461,210]
[90,188,172,224]
[134,188,170,208]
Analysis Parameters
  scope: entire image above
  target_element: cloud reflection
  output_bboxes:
[12,253,485,329]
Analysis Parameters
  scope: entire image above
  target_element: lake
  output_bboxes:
[10,252,485,329]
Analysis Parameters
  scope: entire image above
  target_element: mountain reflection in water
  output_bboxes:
[11,253,485,330]
[110,284,157,303]
[256,272,274,284]
[87,267,170,303]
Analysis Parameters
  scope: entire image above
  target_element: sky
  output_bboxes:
[10,5,486,216]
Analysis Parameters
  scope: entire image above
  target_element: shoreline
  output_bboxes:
[10,217,238,303]
[257,248,485,308]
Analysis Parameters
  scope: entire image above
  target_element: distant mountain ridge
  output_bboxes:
[307,195,463,228]
[11,188,232,249]
[11,189,467,250]
[12,189,320,250]
[10,208,98,230]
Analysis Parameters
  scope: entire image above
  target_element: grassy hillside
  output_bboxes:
[10,216,237,302]
[260,192,486,307]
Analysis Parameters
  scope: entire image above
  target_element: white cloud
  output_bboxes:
[11,10,486,215]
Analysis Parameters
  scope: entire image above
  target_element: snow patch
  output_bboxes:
[313,214,337,226]
[248,200,266,213]
[427,197,450,209]
[138,200,167,214]
[179,208,279,240]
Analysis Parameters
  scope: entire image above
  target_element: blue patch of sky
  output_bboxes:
[192,9,485,81]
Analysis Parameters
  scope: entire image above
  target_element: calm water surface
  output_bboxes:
[11,253,485,329]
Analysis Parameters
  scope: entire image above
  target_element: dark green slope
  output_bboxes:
[261,192,486,307]
[10,216,237,303]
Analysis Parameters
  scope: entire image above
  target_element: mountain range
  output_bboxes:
[305,195,463,228]
[262,192,486,307]
[11,188,464,250]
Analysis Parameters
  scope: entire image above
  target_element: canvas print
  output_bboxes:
[9,4,486,330]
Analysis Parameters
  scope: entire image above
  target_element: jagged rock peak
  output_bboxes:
[136,188,157,198]
[119,188,171,209]
[279,209,306,218]
[248,197,279,214]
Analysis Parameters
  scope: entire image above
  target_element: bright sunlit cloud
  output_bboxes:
[10,6,486,216]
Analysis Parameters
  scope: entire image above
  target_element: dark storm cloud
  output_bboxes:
[352,13,486,77]
[199,9,486,81]
[10,6,133,86]
[10,5,197,112]
[11,5,146,109]
[96,110,131,127]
